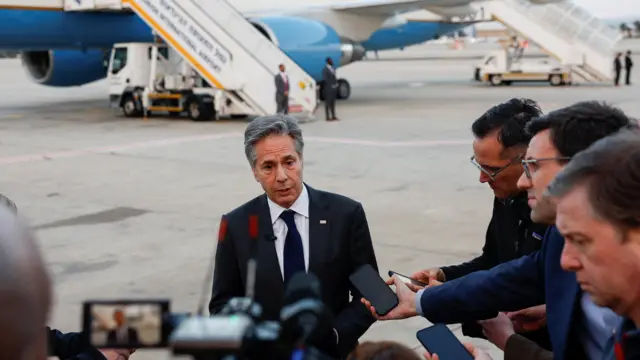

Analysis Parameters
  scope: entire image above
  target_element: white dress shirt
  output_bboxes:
[267,184,310,280]
[266,185,339,344]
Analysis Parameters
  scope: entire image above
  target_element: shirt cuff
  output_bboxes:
[415,289,425,316]
[333,328,339,344]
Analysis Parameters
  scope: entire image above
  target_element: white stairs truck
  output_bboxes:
[64,0,318,120]
[473,0,622,84]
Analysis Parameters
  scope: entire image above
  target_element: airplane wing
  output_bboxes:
[331,0,474,16]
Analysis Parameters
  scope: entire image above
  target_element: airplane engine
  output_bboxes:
[20,49,110,87]
[248,16,365,80]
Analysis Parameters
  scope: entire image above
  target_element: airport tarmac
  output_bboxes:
[0,42,639,360]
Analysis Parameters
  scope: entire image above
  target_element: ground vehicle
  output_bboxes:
[474,47,571,86]
[107,42,255,121]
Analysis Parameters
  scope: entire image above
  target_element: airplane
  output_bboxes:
[0,0,550,100]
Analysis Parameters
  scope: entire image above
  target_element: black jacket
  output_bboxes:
[440,192,551,349]
[441,192,548,280]
[47,327,106,360]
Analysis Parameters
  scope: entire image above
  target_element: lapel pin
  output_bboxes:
[319,220,327,224]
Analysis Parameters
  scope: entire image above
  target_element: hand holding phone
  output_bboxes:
[388,270,428,288]
[350,264,398,316]
[417,324,475,360]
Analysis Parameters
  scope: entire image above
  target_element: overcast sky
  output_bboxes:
[573,0,640,19]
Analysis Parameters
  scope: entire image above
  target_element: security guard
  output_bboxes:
[411,98,551,349]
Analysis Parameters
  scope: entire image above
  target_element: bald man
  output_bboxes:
[0,202,52,359]
[0,198,132,360]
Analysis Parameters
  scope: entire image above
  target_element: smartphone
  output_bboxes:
[82,299,171,349]
[349,264,398,316]
[416,324,474,360]
[388,270,428,287]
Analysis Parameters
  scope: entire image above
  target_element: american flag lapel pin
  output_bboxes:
[320,220,327,224]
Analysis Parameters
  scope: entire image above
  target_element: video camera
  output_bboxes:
[82,271,337,360]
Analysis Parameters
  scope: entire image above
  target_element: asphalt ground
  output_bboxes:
[1,39,639,359]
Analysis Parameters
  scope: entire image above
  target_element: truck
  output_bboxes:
[107,42,256,121]
[474,46,572,87]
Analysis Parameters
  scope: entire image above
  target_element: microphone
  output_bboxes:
[266,234,277,242]
[246,215,259,300]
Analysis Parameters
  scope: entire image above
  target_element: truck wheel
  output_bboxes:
[489,75,503,86]
[122,95,142,117]
[187,97,214,121]
[549,74,563,86]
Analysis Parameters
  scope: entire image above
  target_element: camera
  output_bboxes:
[82,272,337,360]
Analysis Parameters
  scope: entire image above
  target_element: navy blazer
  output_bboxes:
[419,226,583,360]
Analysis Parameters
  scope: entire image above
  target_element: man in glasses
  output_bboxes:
[363,101,638,360]
[410,98,551,347]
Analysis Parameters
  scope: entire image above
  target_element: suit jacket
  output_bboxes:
[47,327,105,360]
[106,327,139,345]
[209,184,378,358]
[322,66,337,97]
[418,226,587,360]
[275,73,289,99]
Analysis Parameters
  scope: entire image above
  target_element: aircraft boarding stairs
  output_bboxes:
[63,0,318,118]
[475,0,622,83]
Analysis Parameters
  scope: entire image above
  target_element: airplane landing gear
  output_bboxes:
[318,78,351,101]
[337,78,350,100]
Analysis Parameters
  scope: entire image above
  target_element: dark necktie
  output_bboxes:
[280,210,305,283]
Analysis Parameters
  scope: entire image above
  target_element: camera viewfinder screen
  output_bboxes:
[89,303,163,348]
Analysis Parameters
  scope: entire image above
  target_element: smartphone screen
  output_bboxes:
[82,299,170,349]
[349,264,398,316]
[388,270,428,287]
[416,324,474,360]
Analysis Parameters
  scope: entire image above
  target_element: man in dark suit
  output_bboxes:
[614,52,622,86]
[411,98,551,349]
[362,101,637,360]
[209,115,378,358]
[105,310,139,346]
[625,50,633,85]
[275,64,289,115]
[322,57,338,121]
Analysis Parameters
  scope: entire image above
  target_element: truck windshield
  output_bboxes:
[111,47,128,74]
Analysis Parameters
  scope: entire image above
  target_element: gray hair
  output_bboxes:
[0,204,51,359]
[547,129,640,232]
[244,115,304,168]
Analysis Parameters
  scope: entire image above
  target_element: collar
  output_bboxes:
[267,184,309,224]
[615,318,640,359]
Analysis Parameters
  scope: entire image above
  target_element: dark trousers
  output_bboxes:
[615,69,621,85]
[276,95,288,114]
[626,68,632,85]
[324,94,336,120]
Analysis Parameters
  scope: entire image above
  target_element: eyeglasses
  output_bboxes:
[470,154,524,181]
[521,157,572,179]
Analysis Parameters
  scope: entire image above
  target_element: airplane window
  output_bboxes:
[111,48,127,74]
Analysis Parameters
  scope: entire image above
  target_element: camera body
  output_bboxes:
[83,273,337,360]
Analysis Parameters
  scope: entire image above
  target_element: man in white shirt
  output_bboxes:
[209,115,379,359]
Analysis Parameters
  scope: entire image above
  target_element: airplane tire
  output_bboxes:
[337,79,351,100]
